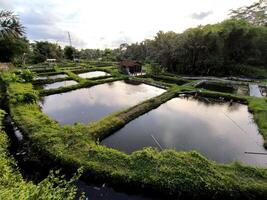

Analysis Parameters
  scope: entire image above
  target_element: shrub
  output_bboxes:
[19,69,36,82]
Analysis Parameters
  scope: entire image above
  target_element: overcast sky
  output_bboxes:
[0,0,254,49]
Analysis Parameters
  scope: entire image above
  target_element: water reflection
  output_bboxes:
[78,71,110,79]
[77,181,159,200]
[102,97,267,167]
[35,74,68,80]
[43,80,78,90]
[40,80,165,125]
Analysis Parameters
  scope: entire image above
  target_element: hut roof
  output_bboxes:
[120,60,141,68]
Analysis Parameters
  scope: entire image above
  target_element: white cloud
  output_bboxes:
[191,11,213,20]
[3,0,255,49]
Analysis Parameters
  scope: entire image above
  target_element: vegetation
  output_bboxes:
[0,108,81,199]
[0,10,28,64]
[230,0,267,26]
[3,68,267,198]
[64,46,77,60]
[0,10,24,38]
[29,41,63,64]
[1,0,267,198]
[122,19,267,76]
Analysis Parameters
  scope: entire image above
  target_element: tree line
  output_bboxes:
[0,0,266,76]
[122,19,266,76]
[121,0,266,76]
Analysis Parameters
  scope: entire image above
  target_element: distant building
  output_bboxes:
[119,60,142,75]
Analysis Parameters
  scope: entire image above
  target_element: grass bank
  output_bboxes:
[0,107,80,199]
[6,78,267,199]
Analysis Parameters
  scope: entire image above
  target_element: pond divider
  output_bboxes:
[5,71,267,199]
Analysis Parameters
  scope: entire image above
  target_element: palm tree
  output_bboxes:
[0,10,24,38]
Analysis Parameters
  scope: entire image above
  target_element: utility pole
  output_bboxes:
[67,31,72,47]
[67,31,77,61]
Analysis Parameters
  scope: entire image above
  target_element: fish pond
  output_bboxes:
[40,80,165,125]
[197,81,249,96]
[78,71,110,79]
[102,96,267,167]
[35,74,68,80]
[43,80,78,90]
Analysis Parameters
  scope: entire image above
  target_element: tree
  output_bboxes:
[64,46,77,60]
[0,10,28,63]
[30,41,62,63]
[122,18,267,76]
[80,49,102,60]
[230,0,267,26]
[0,36,29,62]
[0,10,24,38]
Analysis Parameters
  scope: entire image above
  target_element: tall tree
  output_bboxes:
[0,10,28,63]
[64,46,77,60]
[230,0,267,26]
[30,41,62,63]
[0,10,24,38]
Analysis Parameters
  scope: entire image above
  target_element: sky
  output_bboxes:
[0,0,255,49]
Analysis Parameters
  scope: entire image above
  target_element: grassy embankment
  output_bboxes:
[0,78,80,199]
[32,65,126,96]
[5,69,267,199]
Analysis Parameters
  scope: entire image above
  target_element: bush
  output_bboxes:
[19,69,36,82]
[8,83,38,104]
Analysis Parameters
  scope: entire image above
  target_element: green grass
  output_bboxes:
[149,74,190,85]
[0,108,81,200]
[3,64,267,198]
[6,78,267,199]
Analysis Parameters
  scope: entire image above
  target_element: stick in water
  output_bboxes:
[151,134,163,150]
[245,152,267,155]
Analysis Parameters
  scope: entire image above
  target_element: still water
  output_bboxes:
[35,74,68,80]
[77,181,160,200]
[102,97,267,167]
[43,80,78,90]
[40,80,165,125]
[78,71,110,79]
[197,82,249,96]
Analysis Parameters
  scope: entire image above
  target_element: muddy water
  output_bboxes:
[40,80,165,125]
[102,97,267,167]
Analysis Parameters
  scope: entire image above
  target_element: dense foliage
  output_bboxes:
[230,0,267,26]
[0,36,29,63]
[0,10,28,64]
[0,10,24,38]
[29,41,63,63]
[64,46,77,60]
[122,19,267,76]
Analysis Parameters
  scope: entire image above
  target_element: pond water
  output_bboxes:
[40,80,165,125]
[78,71,110,79]
[35,74,68,80]
[197,82,249,96]
[102,97,267,167]
[77,181,160,200]
[43,80,78,90]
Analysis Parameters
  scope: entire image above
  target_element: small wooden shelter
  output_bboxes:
[46,59,57,63]
[119,60,142,75]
